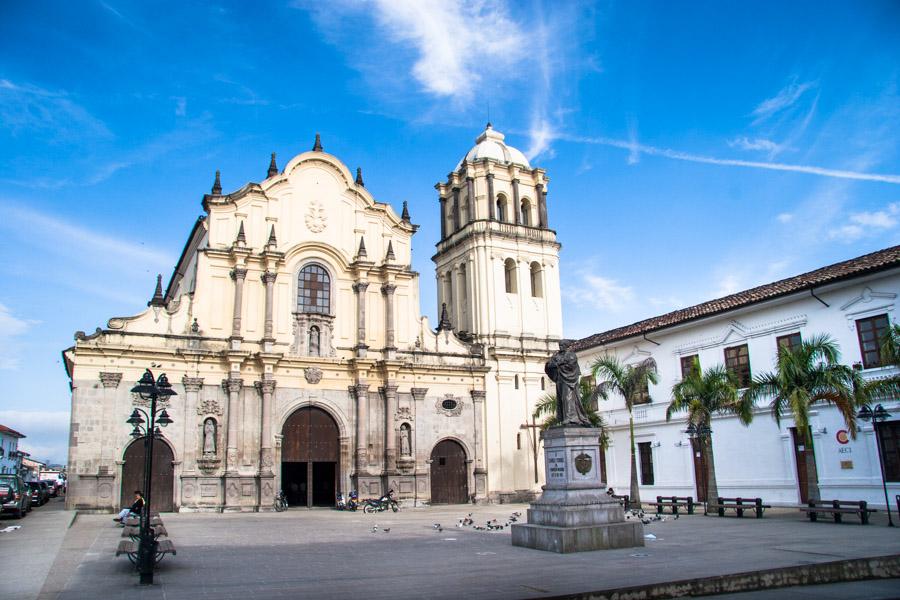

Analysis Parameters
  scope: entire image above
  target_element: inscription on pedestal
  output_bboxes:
[547,450,566,482]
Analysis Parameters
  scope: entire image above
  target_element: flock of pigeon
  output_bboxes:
[624,508,678,525]
[369,512,523,534]
[455,511,522,532]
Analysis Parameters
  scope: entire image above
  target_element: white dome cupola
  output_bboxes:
[455,123,531,171]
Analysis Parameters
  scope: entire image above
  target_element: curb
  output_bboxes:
[67,510,78,529]
[543,554,900,600]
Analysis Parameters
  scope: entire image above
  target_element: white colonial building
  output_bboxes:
[62,126,562,512]
[574,246,900,508]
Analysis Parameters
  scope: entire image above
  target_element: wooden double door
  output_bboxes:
[121,437,175,512]
[281,407,340,507]
[430,439,468,504]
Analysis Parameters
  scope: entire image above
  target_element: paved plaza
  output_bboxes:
[2,501,899,600]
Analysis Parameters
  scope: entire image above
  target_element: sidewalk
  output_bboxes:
[33,504,900,599]
[0,498,72,600]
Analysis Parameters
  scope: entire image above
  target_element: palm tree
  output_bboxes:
[744,333,867,502]
[591,356,658,509]
[532,390,607,436]
[666,363,753,508]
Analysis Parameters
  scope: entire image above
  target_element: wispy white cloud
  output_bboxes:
[751,78,816,125]
[776,212,794,223]
[626,119,640,165]
[365,0,527,101]
[0,79,112,142]
[0,304,39,370]
[564,269,634,312]
[728,136,783,154]
[557,132,900,184]
[172,96,187,116]
[828,202,900,242]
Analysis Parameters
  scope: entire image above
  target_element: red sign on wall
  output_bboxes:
[836,429,850,445]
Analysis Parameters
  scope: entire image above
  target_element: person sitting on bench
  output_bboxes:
[114,490,144,522]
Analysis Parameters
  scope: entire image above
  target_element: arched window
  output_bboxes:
[297,264,330,314]
[530,262,543,298]
[521,199,531,226]
[504,258,517,294]
[496,195,508,223]
[308,325,321,356]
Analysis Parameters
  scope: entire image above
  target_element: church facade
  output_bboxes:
[62,126,563,512]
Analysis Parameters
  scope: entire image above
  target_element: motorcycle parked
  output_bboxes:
[363,489,399,514]
[335,490,359,511]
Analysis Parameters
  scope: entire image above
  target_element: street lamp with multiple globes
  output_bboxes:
[128,369,176,584]
[685,422,713,514]
[857,404,894,527]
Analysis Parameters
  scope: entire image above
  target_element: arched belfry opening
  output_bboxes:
[121,436,175,512]
[281,407,340,507]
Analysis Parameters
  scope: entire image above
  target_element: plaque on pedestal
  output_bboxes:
[511,427,644,553]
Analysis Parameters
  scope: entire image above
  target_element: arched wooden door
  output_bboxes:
[281,407,340,507]
[120,437,175,512]
[430,439,468,504]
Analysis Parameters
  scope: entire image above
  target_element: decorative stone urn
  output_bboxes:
[511,427,644,553]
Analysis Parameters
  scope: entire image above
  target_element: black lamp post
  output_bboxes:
[128,369,176,584]
[685,422,713,514]
[857,404,894,527]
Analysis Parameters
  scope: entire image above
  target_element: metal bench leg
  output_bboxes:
[755,499,763,518]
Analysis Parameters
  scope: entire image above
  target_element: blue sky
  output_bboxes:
[1,1,899,463]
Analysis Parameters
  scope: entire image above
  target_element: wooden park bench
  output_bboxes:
[116,539,177,565]
[122,524,168,538]
[646,495,695,515]
[711,497,770,518]
[799,500,877,524]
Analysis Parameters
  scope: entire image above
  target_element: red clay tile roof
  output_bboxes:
[572,244,900,352]
[0,424,25,438]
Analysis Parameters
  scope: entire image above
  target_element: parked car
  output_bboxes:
[0,475,29,518]
[28,481,49,506]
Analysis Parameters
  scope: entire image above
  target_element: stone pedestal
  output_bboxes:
[511,427,643,553]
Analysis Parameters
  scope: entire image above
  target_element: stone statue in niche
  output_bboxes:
[400,423,412,456]
[203,418,217,455]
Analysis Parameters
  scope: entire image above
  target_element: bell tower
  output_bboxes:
[432,124,563,499]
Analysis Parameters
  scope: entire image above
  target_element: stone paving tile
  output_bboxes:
[52,504,900,600]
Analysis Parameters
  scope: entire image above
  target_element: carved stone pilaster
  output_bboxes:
[230,267,248,343]
[512,178,521,225]
[223,375,243,474]
[182,376,204,393]
[99,372,122,388]
[261,270,277,343]
[383,383,399,473]
[381,283,397,356]
[256,377,277,476]
[466,176,476,222]
[353,383,370,473]
[353,281,369,358]
[487,173,496,220]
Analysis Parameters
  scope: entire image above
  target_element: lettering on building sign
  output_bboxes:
[838,447,852,455]
[547,452,567,481]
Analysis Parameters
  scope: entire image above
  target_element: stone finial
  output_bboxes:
[148,274,165,307]
[357,236,367,260]
[267,152,278,178]
[267,224,277,247]
[356,167,364,187]
[312,133,323,152]
[437,303,453,331]
[401,201,410,223]
[235,221,246,245]
[486,121,492,129]
[211,170,222,195]
[385,240,395,262]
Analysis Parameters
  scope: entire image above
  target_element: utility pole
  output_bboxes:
[520,417,542,484]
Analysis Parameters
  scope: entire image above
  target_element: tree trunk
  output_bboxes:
[805,428,821,502]
[629,412,641,509]
[704,434,719,514]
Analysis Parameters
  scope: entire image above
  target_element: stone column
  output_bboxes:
[230,267,248,342]
[452,187,461,231]
[384,383,399,473]
[224,375,243,474]
[261,271,277,343]
[256,377,276,475]
[512,179,521,225]
[182,377,204,470]
[487,173,496,221]
[353,383,370,473]
[382,283,396,357]
[439,196,448,239]
[353,281,369,358]
[536,183,547,228]
[470,389,487,499]
[466,176,476,222]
